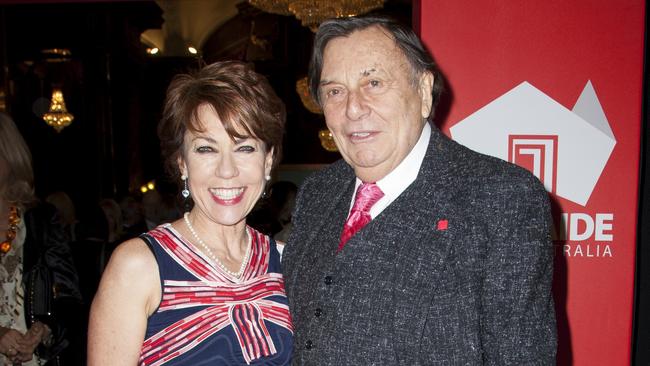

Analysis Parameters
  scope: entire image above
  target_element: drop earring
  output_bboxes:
[181,175,190,198]
[262,174,271,198]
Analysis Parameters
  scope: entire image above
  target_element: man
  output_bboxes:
[283,16,557,365]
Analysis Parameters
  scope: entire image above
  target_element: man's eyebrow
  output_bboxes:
[361,68,377,77]
[319,68,378,86]
[319,80,334,87]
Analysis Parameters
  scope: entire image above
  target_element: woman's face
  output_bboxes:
[178,104,273,227]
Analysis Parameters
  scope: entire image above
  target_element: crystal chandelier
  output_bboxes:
[42,88,74,132]
[249,0,384,31]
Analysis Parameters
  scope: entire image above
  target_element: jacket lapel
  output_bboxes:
[383,127,463,363]
[309,178,355,260]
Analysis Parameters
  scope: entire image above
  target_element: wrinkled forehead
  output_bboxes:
[321,26,408,76]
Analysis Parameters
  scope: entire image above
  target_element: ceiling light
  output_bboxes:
[319,129,338,152]
[42,88,74,132]
[296,76,322,114]
[250,0,384,31]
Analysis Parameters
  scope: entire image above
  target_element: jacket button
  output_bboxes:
[305,340,313,349]
[314,308,322,317]
[324,275,332,285]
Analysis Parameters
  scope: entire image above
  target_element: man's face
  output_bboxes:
[319,26,433,182]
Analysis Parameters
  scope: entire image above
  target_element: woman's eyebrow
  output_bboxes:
[191,135,217,144]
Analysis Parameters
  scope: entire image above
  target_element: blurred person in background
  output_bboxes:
[45,192,78,242]
[119,195,146,240]
[99,198,123,246]
[70,204,111,365]
[269,181,297,244]
[72,198,124,304]
[0,113,82,365]
[71,204,109,305]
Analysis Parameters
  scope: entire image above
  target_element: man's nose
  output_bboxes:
[345,90,370,121]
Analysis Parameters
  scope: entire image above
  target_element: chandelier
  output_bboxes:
[318,129,338,152]
[249,0,384,31]
[296,76,322,114]
[42,88,74,132]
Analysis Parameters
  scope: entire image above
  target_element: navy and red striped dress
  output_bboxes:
[138,224,293,365]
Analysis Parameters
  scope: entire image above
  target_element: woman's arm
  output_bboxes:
[88,238,161,366]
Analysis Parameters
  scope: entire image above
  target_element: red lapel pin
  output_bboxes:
[437,219,448,231]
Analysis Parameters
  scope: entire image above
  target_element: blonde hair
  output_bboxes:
[0,113,35,207]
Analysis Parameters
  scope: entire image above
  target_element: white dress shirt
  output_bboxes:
[348,123,431,219]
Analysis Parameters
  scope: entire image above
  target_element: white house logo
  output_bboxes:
[450,81,616,207]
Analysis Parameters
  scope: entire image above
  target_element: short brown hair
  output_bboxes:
[158,61,286,178]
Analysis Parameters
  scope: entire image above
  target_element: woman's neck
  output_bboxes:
[183,211,248,257]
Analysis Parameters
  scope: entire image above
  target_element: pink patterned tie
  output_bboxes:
[338,183,384,252]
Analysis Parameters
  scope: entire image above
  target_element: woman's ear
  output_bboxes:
[177,155,187,178]
[264,147,274,178]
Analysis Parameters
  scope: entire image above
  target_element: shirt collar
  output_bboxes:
[352,122,431,212]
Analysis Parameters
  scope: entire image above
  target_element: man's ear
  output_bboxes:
[419,71,434,119]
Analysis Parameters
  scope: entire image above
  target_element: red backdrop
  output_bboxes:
[417,1,645,364]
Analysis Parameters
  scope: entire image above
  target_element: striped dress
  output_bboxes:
[138,224,293,365]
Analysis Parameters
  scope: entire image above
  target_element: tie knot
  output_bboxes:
[352,183,384,213]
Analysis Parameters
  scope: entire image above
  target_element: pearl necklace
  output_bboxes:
[183,212,251,278]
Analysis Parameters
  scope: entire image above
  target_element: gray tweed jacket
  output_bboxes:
[282,126,557,365]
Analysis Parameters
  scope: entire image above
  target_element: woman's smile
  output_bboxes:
[209,187,246,205]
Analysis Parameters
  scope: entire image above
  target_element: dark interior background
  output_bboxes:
[1,1,649,364]
[0,0,410,204]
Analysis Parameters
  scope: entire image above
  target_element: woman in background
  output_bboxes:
[89,61,293,365]
[0,113,82,365]
[45,191,78,242]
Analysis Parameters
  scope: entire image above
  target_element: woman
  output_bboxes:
[45,192,78,242]
[89,61,293,365]
[0,113,82,365]
[99,198,123,245]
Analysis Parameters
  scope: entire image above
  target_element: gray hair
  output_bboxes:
[308,15,444,121]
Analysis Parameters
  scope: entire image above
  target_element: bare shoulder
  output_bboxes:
[108,237,157,273]
[96,237,160,315]
[89,237,160,364]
